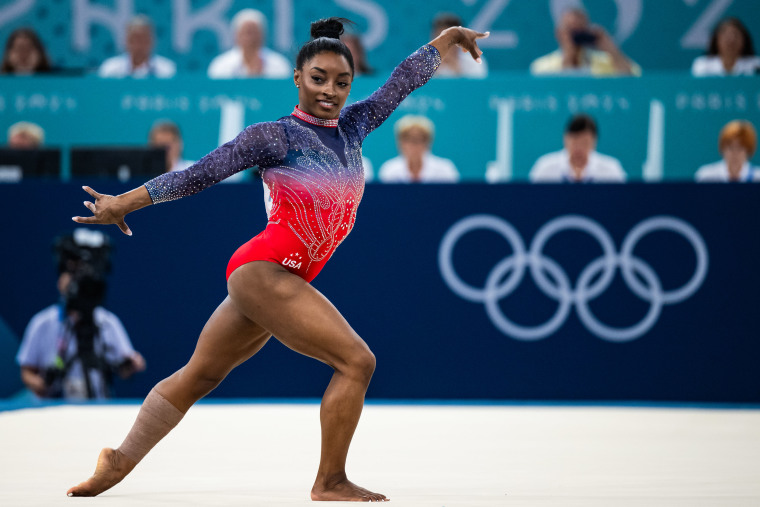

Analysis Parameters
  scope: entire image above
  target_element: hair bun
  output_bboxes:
[310,17,349,40]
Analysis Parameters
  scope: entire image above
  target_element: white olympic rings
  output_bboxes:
[438,214,709,342]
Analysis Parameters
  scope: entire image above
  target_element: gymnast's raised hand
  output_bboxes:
[430,25,490,63]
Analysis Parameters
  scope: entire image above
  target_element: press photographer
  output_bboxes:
[16,228,145,400]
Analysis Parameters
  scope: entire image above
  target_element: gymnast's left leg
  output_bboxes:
[66,296,271,497]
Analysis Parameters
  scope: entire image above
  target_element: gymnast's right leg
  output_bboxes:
[66,296,271,497]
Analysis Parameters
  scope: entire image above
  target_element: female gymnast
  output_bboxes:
[67,18,487,502]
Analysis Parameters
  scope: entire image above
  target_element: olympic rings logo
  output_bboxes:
[438,215,709,342]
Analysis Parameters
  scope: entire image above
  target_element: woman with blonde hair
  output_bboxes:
[378,114,459,183]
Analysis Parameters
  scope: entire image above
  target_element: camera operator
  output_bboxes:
[16,229,145,400]
[530,7,640,76]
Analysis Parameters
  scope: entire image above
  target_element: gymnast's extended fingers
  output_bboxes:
[117,220,133,236]
[465,30,489,62]
[82,185,103,200]
[71,215,98,224]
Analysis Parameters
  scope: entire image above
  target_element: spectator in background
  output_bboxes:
[98,15,176,78]
[7,121,45,148]
[691,18,760,77]
[431,13,488,78]
[530,114,626,183]
[378,114,459,183]
[148,120,194,173]
[17,229,145,400]
[207,9,291,78]
[531,8,640,76]
[341,32,373,76]
[695,120,759,182]
[1,27,52,75]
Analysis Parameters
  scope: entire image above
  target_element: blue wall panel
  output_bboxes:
[1,182,758,402]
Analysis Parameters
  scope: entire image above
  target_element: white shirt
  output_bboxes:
[691,55,760,77]
[16,304,136,400]
[98,54,177,78]
[435,52,488,78]
[208,47,292,78]
[695,160,760,182]
[378,153,459,183]
[529,149,626,183]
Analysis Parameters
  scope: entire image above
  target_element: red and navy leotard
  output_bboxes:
[144,45,441,282]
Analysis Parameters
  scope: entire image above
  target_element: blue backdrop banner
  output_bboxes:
[0,182,758,402]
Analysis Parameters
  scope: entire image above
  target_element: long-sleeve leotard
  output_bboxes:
[144,44,441,279]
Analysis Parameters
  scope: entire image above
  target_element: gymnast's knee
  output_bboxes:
[344,347,376,385]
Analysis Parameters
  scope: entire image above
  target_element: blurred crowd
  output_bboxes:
[4,9,758,79]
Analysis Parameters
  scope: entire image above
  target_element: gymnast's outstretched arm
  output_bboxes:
[72,121,288,235]
[342,26,488,140]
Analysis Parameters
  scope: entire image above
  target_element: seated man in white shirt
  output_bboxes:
[530,114,626,183]
[98,15,176,78]
[378,115,459,183]
[695,120,759,182]
[207,9,291,78]
[148,120,194,173]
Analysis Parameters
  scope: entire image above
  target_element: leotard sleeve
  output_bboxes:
[342,44,441,141]
[144,121,287,204]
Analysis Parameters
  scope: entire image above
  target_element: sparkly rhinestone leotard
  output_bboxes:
[144,45,441,282]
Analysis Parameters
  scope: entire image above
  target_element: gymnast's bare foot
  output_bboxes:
[311,473,388,502]
[66,448,137,497]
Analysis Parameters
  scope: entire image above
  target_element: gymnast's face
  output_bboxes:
[294,51,353,120]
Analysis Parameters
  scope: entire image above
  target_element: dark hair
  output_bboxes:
[341,33,373,75]
[707,17,755,57]
[565,114,598,138]
[432,13,463,35]
[296,18,354,75]
[1,27,52,74]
